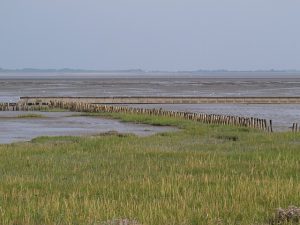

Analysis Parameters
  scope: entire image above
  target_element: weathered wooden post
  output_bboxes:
[293,123,299,132]
[292,123,295,132]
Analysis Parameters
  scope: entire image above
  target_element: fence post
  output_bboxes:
[269,120,273,133]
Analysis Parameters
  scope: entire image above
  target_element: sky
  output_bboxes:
[0,0,299,71]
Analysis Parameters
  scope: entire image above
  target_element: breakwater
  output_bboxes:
[19,96,300,104]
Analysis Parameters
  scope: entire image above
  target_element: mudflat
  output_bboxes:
[1,72,300,131]
[1,72,300,101]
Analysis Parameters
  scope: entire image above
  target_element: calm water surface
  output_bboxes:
[0,112,176,144]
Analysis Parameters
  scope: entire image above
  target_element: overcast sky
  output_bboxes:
[0,0,299,71]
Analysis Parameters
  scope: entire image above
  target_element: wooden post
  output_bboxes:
[269,120,273,133]
[292,123,295,132]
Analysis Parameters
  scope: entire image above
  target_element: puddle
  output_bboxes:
[0,112,177,144]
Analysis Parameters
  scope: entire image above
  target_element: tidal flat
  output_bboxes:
[1,72,300,100]
[1,73,300,129]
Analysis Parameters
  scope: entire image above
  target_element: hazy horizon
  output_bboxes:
[1,0,300,71]
[0,68,300,73]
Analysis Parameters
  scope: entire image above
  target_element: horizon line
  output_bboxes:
[0,68,299,73]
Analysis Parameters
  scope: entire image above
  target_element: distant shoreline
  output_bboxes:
[0,68,299,74]
[0,68,300,79]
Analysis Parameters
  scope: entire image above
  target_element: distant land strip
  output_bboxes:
[19,96,300,104]
[1,68,299,73]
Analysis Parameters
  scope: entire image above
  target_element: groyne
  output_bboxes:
[19,96,300,104]
[1,98,300,132]
[1,100,272,132]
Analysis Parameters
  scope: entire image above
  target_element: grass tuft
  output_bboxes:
[17,113,45,118]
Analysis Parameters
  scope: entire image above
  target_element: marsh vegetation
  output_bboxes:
[0,112,299,224]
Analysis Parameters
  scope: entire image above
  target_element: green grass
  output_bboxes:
[17,113,46,118]
[0,112,300,225]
